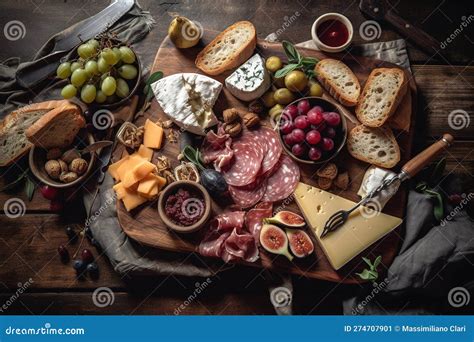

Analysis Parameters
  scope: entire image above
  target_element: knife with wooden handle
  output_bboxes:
[359,0,449,62]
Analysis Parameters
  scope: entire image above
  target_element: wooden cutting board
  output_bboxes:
[115,31,417,283]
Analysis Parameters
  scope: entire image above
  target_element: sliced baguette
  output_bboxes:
[195,21,256,75]
[0,100,70,167]
[356,68,408,127]
[26,102,84,149]
[315,59,360,107]
[347,124,400,168]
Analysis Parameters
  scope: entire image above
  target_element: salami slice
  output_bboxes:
[259,127,282,174]
[261,154,300,202]
[229,177,267,209]
[222,138,264,186]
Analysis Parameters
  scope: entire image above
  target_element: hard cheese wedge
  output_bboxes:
[143,119,163,149]
[294,182,402,270]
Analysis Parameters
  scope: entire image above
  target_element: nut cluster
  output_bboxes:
[44,147,89,183]
[221,107,261,137]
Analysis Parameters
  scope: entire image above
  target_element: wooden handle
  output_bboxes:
[401,134,454,178]
[384,10,449,61]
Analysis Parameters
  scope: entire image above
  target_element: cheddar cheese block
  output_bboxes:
[294,182,402,270]
[143,119,164,149]
[122,160,157,188]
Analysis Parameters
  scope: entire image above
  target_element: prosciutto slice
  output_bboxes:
[223,228,259,263]
[201,128,233,172]
[245,202,273,241]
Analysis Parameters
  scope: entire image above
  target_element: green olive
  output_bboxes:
[272,74,286,88]
[273,88,295,105]
[269,104,284,117]
[261,91,276,108]
[309,81,324,97]
[284,70,308,92]
[265,56,283,73]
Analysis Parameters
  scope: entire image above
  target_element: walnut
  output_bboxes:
[242,112,260,129]
[69,158,88,175]
[318,177,332,190]
[60,172,78,183]
[58,159,68,174]
[61,149,81,164]
[224,121,242,137]
[46,148,62,160]
[248,100,264,115]
[222,108,240,123]
[45,160,61,180]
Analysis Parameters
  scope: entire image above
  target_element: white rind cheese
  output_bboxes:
[225,54,270,101]
[151,73,222,135]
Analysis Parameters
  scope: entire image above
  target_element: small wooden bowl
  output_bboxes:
[158,180,211,234]
[29,131,96,188]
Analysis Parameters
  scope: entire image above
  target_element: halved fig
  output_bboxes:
[286,229,314,258]
[260,224,293,261]
[263,210,305,228]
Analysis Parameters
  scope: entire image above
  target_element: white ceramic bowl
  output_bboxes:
[311,13,353,53]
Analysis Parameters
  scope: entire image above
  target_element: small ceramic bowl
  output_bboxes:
[277,96,347,165]
[311,13,353,53]
[158,180,211,234]
[29,130,96,188]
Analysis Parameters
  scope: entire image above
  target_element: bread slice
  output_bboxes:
[0,100,70,167]
[356,68,408,127]
[195,21,256,75]
[315,59,360,107]
[347,125,400,168]
[26,102,84,149]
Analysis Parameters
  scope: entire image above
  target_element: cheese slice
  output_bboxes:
[151,73,222,135]
[116,154,143,181]
[122,160,157,188]
[121,188,147,212]
[137,144,154,161]
[294,182,402,270]
[137,173,162,198]
[108,157,128,181]
[143,120,164,149]
[225,54,271,101]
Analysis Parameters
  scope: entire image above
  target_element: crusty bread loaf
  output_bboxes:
[195,21,256,76]
[347,125,400,168]
[0,100,70,167]
[315,59,360,107]
[356,68,408,127]
[26,102,84,149]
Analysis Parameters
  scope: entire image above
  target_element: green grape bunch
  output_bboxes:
[57,36,138,105]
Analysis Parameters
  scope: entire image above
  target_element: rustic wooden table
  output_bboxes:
[0,0,472,314]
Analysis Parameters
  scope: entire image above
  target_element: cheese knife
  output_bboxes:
[359,0,449,62]
[321,134,454,238]
[16,0,134,88]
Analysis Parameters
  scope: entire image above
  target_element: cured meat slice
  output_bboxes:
[222,138,263,186]
[223,228,259,263]
[228,177,267,209]
[210,211,245,233]
[201,129,233,172]
[245,202,273,241]
[198,232,229,258]
[261,154,300,202]
[259,127,282,174]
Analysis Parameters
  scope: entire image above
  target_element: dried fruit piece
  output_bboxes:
[317,177,332,190]
[260,224,293,261]
[263,211,305,228]
[334,171,350,190]
[286,229,314,258]
[316,163,338,180]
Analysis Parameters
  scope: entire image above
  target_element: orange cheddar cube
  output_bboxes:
[122,160,157,188]
[137,144,154,161]
[144,119,164,149]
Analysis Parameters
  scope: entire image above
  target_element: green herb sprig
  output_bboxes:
[356,255,382,282]
[274,41,319,79]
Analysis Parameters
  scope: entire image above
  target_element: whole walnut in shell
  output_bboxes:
[44,160,61,180]
[46,148,62,160]
[61,149,81,164]
[60,172,78,183]
[69,158,88,175]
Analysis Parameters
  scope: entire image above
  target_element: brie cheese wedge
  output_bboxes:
[225,54,270,101]
[151,73,222,135]
[357,165,398,209]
